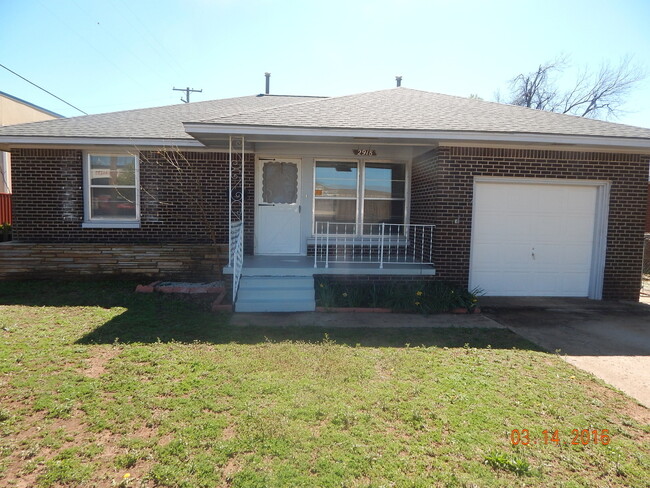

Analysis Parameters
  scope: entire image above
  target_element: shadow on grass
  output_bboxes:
[0,280,542,350]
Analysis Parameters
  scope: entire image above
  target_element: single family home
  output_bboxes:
[0,86,648,311]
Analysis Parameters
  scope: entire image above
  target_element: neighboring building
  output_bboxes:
[0,90,61,196]
[0,87,648,310]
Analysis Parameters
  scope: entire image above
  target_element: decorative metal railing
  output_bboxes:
[313,222,435,268]
[230,221,245,302]
[228,136,245,304]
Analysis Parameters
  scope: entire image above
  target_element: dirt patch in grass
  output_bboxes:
[220,456,242,486]
[83,346,121,379]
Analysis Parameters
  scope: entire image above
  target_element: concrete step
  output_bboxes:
[237,287,315,302]
[238,276,315,288]
[235,298,315,313]
[235,276,315,313]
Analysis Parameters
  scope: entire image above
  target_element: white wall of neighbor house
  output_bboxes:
[253,142,427,255]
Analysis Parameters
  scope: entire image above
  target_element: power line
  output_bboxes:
[0,63,87,115]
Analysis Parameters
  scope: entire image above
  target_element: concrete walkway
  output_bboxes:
[481,297,650,409]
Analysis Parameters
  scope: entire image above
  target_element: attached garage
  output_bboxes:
[469,178,609,299]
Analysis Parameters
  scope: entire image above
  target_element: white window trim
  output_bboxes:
[312,158,410,236]
[82,151,141,228]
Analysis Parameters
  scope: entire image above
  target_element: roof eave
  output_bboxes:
[183,123,650,151]
[0,136,206,150]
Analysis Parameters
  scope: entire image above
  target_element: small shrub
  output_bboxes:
[484,451,531,476]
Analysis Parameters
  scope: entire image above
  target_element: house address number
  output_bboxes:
[353,149,377,156]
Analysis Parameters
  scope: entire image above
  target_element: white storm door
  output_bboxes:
[470,181,599,297]
[255,158,302,254]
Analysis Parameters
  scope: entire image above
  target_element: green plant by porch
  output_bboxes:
[315,278,482,312]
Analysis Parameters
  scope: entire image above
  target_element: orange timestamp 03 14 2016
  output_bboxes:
[510,429,611,446]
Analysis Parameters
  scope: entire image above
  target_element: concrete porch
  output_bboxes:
[223,255,436,312]
[223,255,437,277]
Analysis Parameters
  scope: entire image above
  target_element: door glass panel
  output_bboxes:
[262,161,298,204]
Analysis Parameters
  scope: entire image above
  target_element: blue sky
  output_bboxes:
[2,0,650,127]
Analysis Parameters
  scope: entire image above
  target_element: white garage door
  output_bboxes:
[470,181,599,297]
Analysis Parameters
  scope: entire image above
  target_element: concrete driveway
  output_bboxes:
[482,297,650,408]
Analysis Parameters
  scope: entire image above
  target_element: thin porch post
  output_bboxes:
[228,136,245,305]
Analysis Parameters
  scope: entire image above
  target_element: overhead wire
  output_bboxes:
[0,62,88,115]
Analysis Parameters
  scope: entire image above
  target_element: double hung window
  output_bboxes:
[84,153,139,227]
[314,160,406,234]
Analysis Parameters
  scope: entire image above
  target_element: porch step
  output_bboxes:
[235,276,316,312]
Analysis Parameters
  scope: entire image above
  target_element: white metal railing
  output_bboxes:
[228,135,245,305]
[230,221,244,303]
[313,222,435,268]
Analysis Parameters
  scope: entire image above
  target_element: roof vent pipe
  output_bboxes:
[265,72,271,94]
[396,76,402,87]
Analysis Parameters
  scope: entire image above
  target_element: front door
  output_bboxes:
[255,158,302,254]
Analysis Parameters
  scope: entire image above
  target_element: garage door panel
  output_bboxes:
[559,272,591,296]
[472,270,532,295]
[470,181,598,297]
[473,242,535,269]
[536,188,568,213]
[533,243,592,267]
[533,216,564,239]
[569,186,598,212]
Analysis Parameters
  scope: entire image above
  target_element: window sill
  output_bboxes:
[82,221,141,229]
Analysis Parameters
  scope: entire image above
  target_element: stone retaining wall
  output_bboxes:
[0,242,227,281]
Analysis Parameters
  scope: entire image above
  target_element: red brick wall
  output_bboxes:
[412,147,649,300]
[10,148,255,253]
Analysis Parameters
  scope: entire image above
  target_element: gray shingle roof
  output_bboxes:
[196,88,650,139]
[0,95,322,141]
[1,88,649,145]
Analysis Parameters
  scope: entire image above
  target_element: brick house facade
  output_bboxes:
[412,147,649,300]
[1,88,649,306]
[6,145,648,300]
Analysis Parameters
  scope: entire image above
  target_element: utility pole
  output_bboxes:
[173,86,202,103]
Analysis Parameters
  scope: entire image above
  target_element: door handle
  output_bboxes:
[258,203,275,207]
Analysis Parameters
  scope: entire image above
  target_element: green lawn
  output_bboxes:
[0,280,648,487]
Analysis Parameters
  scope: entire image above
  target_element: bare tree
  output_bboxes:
[507,56,645,119]
[139,147,230,280]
